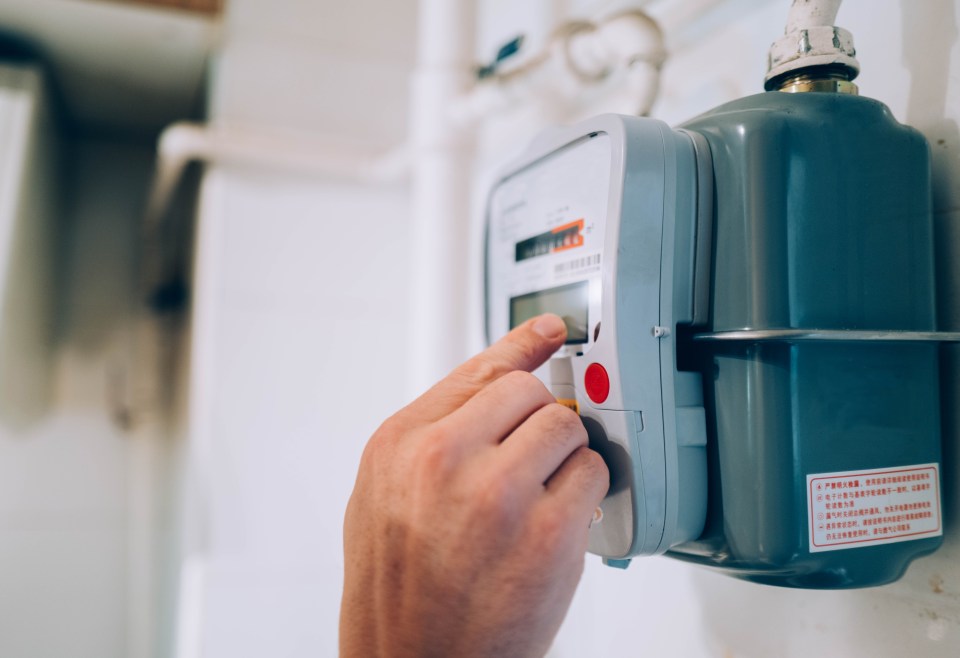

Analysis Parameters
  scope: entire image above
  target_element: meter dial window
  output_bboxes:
[486,132,610,351]
[510,281,589,344]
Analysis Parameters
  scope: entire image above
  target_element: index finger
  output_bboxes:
[402,313,568,425]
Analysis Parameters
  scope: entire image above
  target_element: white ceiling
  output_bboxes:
[0,0,220,135]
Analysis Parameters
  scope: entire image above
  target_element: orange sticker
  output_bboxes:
[551,219,585,253]
[556,398,580,415]
[551,218,585,234]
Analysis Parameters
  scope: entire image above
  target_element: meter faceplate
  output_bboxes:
[485,115,711,559]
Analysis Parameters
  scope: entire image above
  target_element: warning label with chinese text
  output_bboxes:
[807,463,941,553]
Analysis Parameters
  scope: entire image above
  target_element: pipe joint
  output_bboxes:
[764,0,860,89]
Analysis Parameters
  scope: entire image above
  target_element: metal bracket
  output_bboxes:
[693,329,960,343]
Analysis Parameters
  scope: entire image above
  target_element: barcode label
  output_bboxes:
[555,253,600,275]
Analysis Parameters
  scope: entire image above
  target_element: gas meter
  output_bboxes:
[484,7,955,588]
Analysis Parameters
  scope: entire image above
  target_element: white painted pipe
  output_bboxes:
[566,10,665,82]
[575,10,665,117]
[448,9,665,128]
[784,0,842,32]
[144,122,409,230]
[169,168,227,658]
[406,0,477,396]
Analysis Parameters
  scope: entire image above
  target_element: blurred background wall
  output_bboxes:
[0,1,956,657]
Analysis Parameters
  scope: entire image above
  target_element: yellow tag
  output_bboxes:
[556,398,580,415]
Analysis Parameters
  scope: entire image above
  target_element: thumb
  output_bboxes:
[403,314,568,423]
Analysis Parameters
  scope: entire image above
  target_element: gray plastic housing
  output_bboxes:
[484,115,712,559]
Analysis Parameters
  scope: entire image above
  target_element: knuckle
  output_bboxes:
[555,404,587,434]
[581,445,608,471]
[541,404,587,445]
[499,370,548,398]
[414,424,458,476]
[373,414,405,442]
[498,369,531,387]
[454,357,499,389]
[360,432,386,467]
[358,438,379,471]
[474,477,521,526]
[418,421,450,445]
[362,414,409,464]
[532,506,570,547]
[575,447,610,488]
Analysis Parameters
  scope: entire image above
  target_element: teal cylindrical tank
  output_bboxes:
[670,89,943,588]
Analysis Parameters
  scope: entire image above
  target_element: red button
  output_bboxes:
[584,363,610,404]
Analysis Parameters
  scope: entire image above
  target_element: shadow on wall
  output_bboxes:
[0,58,58,431]
[899,0,960,535]
[901,0,960,213]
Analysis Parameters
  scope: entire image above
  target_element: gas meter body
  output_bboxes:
[485,91,946,588]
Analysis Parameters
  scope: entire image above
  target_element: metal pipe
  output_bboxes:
[765,0,859,88]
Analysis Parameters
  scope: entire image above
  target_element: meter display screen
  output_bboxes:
[510,281,589,344]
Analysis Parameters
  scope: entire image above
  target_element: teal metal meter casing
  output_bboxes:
[669,91,945,588]
[485,115,713,559]
[485,91,949,588]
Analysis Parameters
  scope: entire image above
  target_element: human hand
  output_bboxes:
[340,313,610,658]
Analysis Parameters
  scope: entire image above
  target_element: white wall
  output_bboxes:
[183,168,411,656]
[177,2,418,655]
[183,1,960,657]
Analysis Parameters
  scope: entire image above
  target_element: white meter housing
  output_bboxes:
[485,115,712,562]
